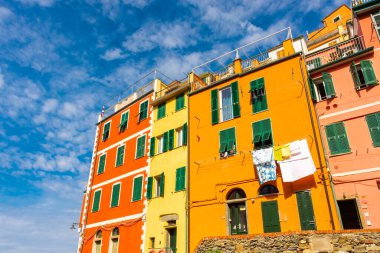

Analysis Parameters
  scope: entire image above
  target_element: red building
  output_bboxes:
[77,81,154,253]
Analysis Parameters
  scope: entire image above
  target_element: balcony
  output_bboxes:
[352,0,380,12]
[305,36,366,71]
[352,0,377,7]
[152,79,189,106]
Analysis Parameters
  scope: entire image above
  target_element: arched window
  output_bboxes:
[92,230,102,253]
[109,227,119,253]
[227,188,246,200]
[259,184,279,195]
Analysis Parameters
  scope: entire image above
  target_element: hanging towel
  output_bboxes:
[273,146,284,161]
[278,139,316,182]
[281,144,291,158]
[251,147,277,185]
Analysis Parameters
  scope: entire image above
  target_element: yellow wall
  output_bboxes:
[188,54,340,252]
[144,84,188,253]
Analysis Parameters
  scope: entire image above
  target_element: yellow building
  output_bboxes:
[307,4,352,52]
[144,79,189,253]
[188,39,340,252]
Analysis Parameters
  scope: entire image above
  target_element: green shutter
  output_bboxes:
[326,123,350,155]
[308,76,317,102]
[111,184,120,207]
[182,123,187,145]
[163,131,169,152]
[132,176,143,201]
[325,125,339,155]
[211,89,219,124]
[157,103,166,119]
[231,82,240,118]
[139,101,148,121]
[315,58,322,68]
[262,119,272,143]
[366,113,380,147]
[350,61,361,89]
[219,129,228,153]
[335,122,350,153]
[227,128,236,151]
[147,177,153,199]
[251,78,267,113]
[261,200,281,233]
[159,173,165,197]
[175,167,186,191]
[361,60,377,86]
[97,155,106,174]
[252,121,262,144]
[136,136,146,158]
[149,137,155,157]
[102,122,110,141]
[168,129,174,150]
[176,94,185,111]
[322,72,336,97]
[296,191,316,231]
[120,112,129,132]
[116,145,125,166]
[92,190,101,212]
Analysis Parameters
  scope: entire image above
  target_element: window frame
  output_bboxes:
[366,112,380,147]
[371,12,380,41]
[92,189,102,213]
[219,86,234,122]
[157,103,166,120]
[135,135,146,159]
[115,145,125,167]
[325,122,351,156]
[102,121,111,142]
[156,135,164,154]
[119,110,130,133]
[175,93,185,111]
[333,15,341,23]
[131,175,144,202]
[350,60,378,90]
[252,118,274,150]
[175,167,186,192]
[176,127,183,147]
[154,175,163,198]
[110,182,121,208]
[138,99,149,122]
[250,77,268,114]
[97,154,106,175]
[219,127,237,157]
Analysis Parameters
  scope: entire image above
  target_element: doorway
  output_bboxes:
[166,227,177,253]
[296,191,316,230]
[337,199,362,229]
[229,202,248,235]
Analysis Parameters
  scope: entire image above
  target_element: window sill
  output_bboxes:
[157,116,166,121]
[110,205,119,208]
[97,172,104,175]
[115,164,124,168]
[138,117,148,123]
[175,189,186,193]
[131,199,141,202]
[135,155,145,160]
[175,106,186,112]
[355,82,378,91]
[218,116,239,124]
[329,151,352,157]
[252,108,269,115]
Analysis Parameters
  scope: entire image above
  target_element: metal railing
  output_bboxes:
[305,36,365,71]
[154,79,188,100]
[352,0,377,7]
[241,51,272,72]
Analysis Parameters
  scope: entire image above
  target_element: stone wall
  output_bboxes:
[195,230,380,253]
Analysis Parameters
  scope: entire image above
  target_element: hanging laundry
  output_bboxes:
[273,144,290,161]
[251,147,277,185]
[281,144,290,158]
[278,139,316,182]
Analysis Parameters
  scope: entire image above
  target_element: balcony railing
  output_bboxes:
[352,0,377,7]
[241,51,273,72]
[305,36,365,71]
[154,79,188,101]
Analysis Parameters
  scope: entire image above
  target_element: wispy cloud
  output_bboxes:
[101,48,127,61]
[17,0,55,7]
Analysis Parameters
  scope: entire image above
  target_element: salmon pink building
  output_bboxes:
[77,81,155,253]
[306,0,380,230]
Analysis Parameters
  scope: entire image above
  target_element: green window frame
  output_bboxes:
[182,123,187,146]
[139,100,149,121]
[92,190,101,212]
[366,112,380,147]
[252,119,273,150]
[168,129,174,150]
[110,183,121,208]
[350,60,378,90]
[119,111,129,132]
[175,167,186,191]
[308,75,317,102]
[132,176,143,202]
[136,135,146,159]
[156,173,165,197]
[250,77,268,113]
[175,93,185,111]
[325,122,350,155]
[163,131,169,152]
[102,121,111,141]
[97,154,106,174]
[149,137,155,157]
[219,127,236,155]
[322,72,336,98]
[115,145,125,167]
[211,82,240,125]
[157,103,166,120]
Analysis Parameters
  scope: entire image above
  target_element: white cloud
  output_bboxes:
[42,98,58,113]
[17,0,55,7]
[0,6,13,21]
[123,21,197,52]
[101,48,127,61]
[122,0,152,8]
[0,71,4,89]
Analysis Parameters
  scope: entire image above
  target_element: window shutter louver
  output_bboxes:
[116,146,125,166]
[231,82,240,118]
[176,94,185,111]
[182,123,187,145]
[163,132,169,152]
[227,128,236,151]
[211,89,219,124]
[325,125,339,155]
[219,129,228,152]
[366,113,380,147]
[361,60,377,86]
[175,167,186,191]
[149,137,155,157]
[168,129,174,150]
[98,155,106,174]
[308,76,317,102]
[92,191,101,212]
[147,177,153,199]
[102,122,110,141]
[132,177,142,201]
[160,173,165,197]
[322,72,336,97]
[350,61,361,89]
[111,184,120,207]
[335,122,350,153]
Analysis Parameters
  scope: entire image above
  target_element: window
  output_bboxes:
[176,127,183,147]
[311,72,336,101]
[102,121,111,141]
[109,228,119,253]
[366,112,380,147]
[350,60,378,90]
[377,180,380,190]
[139,100,148,121]
[219,127,236,157]
[150,237,155,249]
[259,185,279,195]
[175,93,185,111]
[157,103,166,120]
[115,145,125,167]
[156,135,164,154]
[149,137,155,157]
[333,15,340,23]
[132,176,143,202]
[110,183,121,208]
[211,82,240,124]
[92,190,101,212]
[136,135,146,159]
[250,77,268,113]
[371,13,380,40]
[92,230,102,253]
[147,173,165,199]
[227,188,246,200]
[175,167,186,191]
[227,189,247,235]
[325,122,350,155]
[97,154,106,175]
[252,119,273,150]
[119,111,129,132]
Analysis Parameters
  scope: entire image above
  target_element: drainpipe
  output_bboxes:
[298,55,336,230]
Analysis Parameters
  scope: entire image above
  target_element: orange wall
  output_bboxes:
[356,12,380,49]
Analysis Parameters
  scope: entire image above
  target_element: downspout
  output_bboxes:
[186,87,190,253]
[298,55,336,230]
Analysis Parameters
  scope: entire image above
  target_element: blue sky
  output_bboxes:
[0,0,347,252]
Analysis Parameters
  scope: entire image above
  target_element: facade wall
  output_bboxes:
[356,10,380,49]
[80,92,153,253]
[188,55,340,252]
[144,85,188,253]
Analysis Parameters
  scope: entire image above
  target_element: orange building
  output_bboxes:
[77,81,154,253]
[188,36,340,252]
[306,0,380,229]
